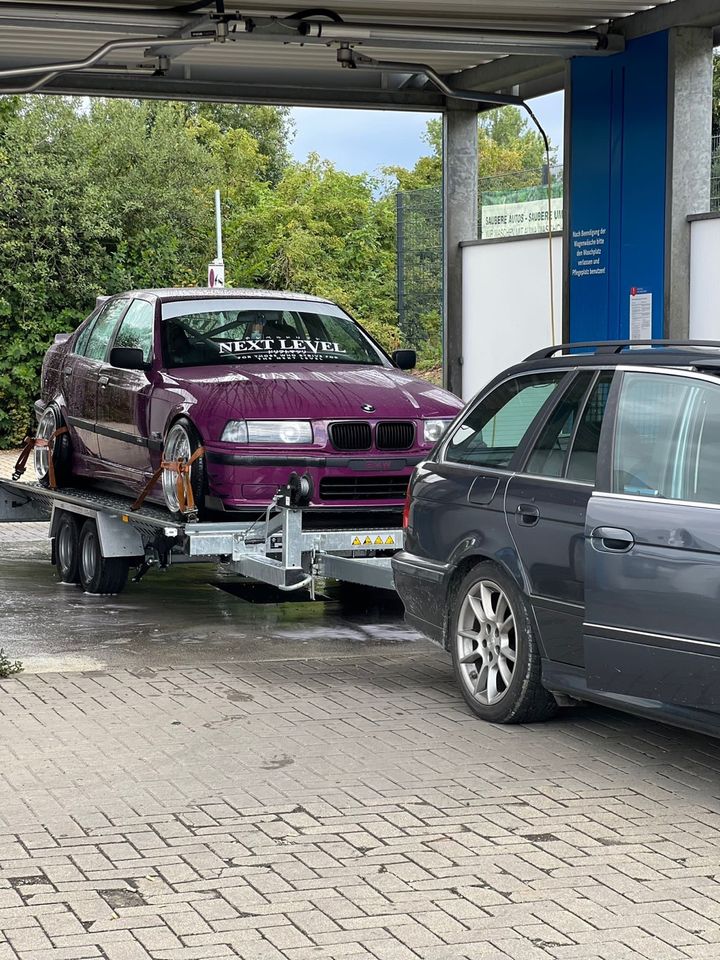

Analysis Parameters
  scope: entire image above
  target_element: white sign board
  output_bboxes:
[629,289,652,342]
[481,197,563,240]
[208,259,225,288]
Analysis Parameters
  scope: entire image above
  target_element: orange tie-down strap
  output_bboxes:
[131,446,205,515]
[12,427,69,489]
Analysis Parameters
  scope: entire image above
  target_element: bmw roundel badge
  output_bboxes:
[361,403,375,413]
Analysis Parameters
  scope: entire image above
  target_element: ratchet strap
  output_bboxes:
[131,445,205,515]
[12,427,69,489]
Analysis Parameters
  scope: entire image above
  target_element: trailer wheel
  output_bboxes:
[55,512,81,584]
[78,519,129,595]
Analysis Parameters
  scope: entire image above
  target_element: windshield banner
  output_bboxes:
[219,338,347,358]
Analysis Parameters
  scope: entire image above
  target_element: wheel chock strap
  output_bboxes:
[12,426,68,488]
[131,446,205,516]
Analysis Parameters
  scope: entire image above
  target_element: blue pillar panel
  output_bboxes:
[568,32,668,342]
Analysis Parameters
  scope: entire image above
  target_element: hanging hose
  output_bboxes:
[351,54,557,344]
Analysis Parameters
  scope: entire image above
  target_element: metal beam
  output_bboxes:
[612,0,720,40]
[40,69,447,110]
[449,54,566,97]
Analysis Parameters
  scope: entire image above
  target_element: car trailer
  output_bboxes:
[0,476,403,596]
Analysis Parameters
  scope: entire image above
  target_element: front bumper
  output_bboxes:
[203,448,426,509]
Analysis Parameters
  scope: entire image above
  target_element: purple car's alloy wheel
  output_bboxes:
[162,422,193,514]
[34,406,59,482]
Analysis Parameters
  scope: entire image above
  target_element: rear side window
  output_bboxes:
[444,372,565,468]
[525,373,595,477]
[113,299,154,363]
[613,371,720,503]
[73,310,99,356]
[83,299,130,361]
[566,371,613,483]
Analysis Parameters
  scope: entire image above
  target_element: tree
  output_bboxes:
[0,96,294,445]
[183,102,294,184]
[385,107,552,190]
[0,96,404,448]
[225,154,400,348]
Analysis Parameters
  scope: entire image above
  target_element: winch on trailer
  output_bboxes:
[0,473,403,596]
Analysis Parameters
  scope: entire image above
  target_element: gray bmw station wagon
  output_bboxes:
[393,340,720,737]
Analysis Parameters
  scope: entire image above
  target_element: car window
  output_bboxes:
[444,372,565,469]
[113,299,154,363]
[83,299,130,362]
[612,372,708,500]
[162,300,384,367]
[565,371,613,483]
[525,372,595,477]
[683,380,720,503]
[73,310,99,356]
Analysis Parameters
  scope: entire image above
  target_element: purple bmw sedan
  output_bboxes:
[34,288,463,519]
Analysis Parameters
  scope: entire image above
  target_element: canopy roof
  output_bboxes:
[0,0,716,108]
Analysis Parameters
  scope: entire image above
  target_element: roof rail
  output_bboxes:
[525,339,720,361]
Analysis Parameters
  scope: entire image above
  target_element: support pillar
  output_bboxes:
[443,105,478,397]
[665,26,713,339]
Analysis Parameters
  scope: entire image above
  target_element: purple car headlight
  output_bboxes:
[423,419,453,445]
[221,420,313,444]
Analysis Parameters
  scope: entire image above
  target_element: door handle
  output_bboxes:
[63,366,72,377]
[591,526,635,552]
[98,375,109,388]
[516,503,540,526]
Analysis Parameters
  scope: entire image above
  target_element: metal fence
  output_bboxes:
[396,186,443,350]
[395,167,563,349]
[712,133,720,212]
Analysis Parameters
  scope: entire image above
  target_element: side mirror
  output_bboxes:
[109,346,148,371]
[392,349,416,371]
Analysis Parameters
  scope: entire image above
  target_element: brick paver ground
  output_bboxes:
[3,655,720,960]
[4,448,720,958]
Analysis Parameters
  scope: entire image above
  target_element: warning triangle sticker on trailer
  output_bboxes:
[363,536,373,545]
[385,536,395,545]
[374,536,384,545]
[351,537,361,546]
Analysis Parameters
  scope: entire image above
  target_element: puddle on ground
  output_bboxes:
[0,547,429,672]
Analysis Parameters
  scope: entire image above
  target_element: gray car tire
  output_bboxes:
[449,561,558,724]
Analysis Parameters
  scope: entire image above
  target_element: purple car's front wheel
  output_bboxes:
[161,419,207,519]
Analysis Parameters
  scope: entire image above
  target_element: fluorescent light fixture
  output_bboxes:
[300,21,615,57]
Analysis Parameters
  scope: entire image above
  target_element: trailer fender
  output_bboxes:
[50,507,144,559]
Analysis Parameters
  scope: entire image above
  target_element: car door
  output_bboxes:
[505,370,614,666]
[63,298,130,460]
[410,371,570,603]
[96,298,155,478]
[584,368,720,714]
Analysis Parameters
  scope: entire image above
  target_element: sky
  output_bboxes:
[289,90,564,176]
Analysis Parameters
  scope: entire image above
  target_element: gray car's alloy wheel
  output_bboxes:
[161,418,206,520]
[450,562,558,724]
[34,404,72,488]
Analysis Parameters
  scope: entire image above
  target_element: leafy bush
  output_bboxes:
[0,648,22,679]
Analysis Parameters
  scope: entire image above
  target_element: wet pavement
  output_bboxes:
[0,533,430,674]
[5,496,720,957]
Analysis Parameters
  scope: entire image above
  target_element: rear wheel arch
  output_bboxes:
[442,553,526,650]
[448,560,558,724]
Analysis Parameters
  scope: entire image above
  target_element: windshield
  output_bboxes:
[161,299,386,368]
